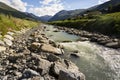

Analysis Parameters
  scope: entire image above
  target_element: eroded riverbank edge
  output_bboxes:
[0,24,85,80]
[54,26,120,49]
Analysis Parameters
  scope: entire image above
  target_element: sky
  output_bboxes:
[0,0,110,16]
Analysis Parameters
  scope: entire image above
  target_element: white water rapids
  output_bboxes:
[43,25,120,80]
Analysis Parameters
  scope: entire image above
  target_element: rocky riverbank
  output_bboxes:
[56,26,120,49]
[0,25,85,80]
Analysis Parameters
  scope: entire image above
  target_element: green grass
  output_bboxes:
[49,12,120,35]
[0,14,39,35]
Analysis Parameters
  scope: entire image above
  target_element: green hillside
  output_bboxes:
[0,2,39,21]
[49,12,120,36]
[0,14,39,35]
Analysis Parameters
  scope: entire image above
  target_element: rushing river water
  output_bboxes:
[43,25,120,80]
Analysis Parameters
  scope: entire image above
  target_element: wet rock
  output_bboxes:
[53,29,60,32]
[90,37,98,42]
[40,44,63,55]
[70,53,80,58]
[105,42,119,48]
[59,70,85,80]
[0,46,6,52]
[3,38,13,46]
[77,37,89,41]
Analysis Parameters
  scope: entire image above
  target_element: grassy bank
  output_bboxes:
[0,14,39,35]
[49,12,120,36]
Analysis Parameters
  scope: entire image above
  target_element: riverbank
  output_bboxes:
[54,26,120,49]
[0,24,85,80]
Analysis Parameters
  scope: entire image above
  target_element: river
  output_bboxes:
[43,24,120,80]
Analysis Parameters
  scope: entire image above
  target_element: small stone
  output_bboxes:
[30,42,41,51]
[22,69,40,78]
[0,46,6,52]
[3,38,13,46]
[4,35,14,41]
[7,32,14,36]
[0,40,5,46]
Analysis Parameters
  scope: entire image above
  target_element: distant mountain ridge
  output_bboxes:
[39,15,52,22]
[49,9,85,21]
[49,0,120,22]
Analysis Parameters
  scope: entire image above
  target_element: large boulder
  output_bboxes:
[105,42,119,48]
[37,58,52,75]
[50,61,67,77]
[40,44,63,55]
[59,70,85,80]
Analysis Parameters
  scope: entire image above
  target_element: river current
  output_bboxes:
[43,25,120,80]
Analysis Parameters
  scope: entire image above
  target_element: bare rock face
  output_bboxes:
[40,44,63,55]
[50,60,85,80]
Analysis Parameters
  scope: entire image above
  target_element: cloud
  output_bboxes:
[28,0,64,16]
[98,0,110,4]
[0,0,27,12]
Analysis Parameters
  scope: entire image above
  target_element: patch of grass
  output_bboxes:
[0,14,39,35]
[49,12,120,36]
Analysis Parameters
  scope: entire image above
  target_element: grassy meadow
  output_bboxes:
[0,14,39,35]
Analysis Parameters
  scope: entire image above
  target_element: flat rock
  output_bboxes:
[4,35,14,41]
[59,70,85,80]
[0,40,5,46]
[22,69,40,78]
[7,32,14,36]
[40,44,62,55]
[0,46,6,52]
[3,38,13,46]
[105,42,119,48]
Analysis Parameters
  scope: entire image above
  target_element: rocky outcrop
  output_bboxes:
[0,25,85,80]
[57,26,120,49]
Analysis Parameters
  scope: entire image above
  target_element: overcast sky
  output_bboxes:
[0,0,110,16]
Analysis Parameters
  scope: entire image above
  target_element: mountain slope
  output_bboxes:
[49,9,85,21]
[0,2,39,21]
[39,15,52,22]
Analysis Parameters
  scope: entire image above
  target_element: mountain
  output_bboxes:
[81,0,120,14]
[49,0,120,22]
[49,9,85,21]
[39,15,52,22]
[92,0,120,11]
[0,2,40,21]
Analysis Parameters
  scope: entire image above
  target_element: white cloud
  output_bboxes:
[0,0,27,12]
[29,0,64,16]
[98,0,110,4]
